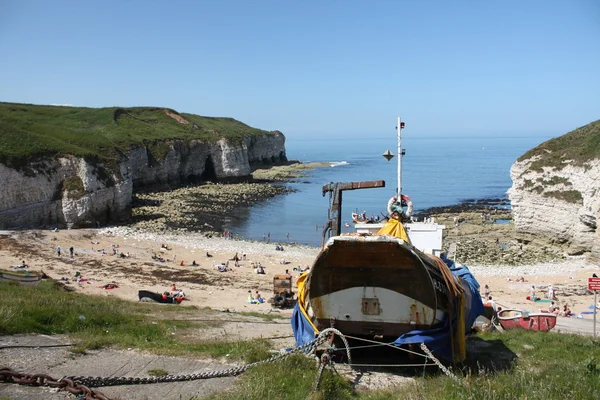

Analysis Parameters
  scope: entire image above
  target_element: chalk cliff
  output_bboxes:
[508,120,600,260]
[0,132,286,229]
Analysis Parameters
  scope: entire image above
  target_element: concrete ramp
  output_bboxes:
[0,334,236,400]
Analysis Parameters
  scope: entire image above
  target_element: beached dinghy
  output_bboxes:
[138,290,182,304]
[497,309,557,332]
[0,269,43,286]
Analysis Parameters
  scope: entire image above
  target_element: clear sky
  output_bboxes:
[1,0,598,139]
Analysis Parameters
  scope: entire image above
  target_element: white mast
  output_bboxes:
[397,117,402,198]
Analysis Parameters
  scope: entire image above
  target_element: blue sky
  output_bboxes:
[1,0,598,139]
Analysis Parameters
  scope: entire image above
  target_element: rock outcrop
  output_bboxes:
[508,135,600,260]
[0,133,286,229]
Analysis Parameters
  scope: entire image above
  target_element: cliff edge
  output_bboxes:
[0,103,286,229]
[508,120,600,260]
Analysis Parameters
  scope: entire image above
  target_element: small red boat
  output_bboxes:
[497,309,557,332]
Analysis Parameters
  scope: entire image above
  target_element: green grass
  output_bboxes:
[518,119,600,171]
[236,311,288,322]
[360,330,600,400]
[0,280,270,362]
[0,102,276,170]
[204,355,355,400]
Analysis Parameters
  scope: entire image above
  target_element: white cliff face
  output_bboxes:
[0,157,132,229]
[508,157,600,259]
[0,133,286,229]
[129,134,285,188]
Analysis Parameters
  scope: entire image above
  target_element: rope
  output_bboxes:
[342,334,429,359]
[427,255,466,362]
[310,328,351,391]
[347,363,436,368]
[419,343,463,385]
[319,328,352,365]
[0,344,74,350]
[312,358,327,391]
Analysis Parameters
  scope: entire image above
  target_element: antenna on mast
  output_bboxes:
[383,117,405,198]
[397,117,405,198]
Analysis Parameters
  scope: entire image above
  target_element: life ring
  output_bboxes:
[387,194,413,219]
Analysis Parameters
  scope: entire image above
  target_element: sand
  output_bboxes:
[1,227,599,321]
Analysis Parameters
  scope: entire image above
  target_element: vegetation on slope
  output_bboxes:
[518,119,600,171]
[0,102,275,169]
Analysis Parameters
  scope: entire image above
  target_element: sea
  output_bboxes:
[224,135,553,247]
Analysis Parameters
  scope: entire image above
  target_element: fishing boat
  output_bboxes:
[497,309,557,332]
[291,118,485,363]
[0,269,44,286]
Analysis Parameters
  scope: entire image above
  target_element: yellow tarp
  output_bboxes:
[376,218,411,243]
[296,271,319,334]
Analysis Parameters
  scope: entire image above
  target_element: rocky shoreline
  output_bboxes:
[126,161,570,266]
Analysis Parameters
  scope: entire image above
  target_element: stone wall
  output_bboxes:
[0,133,286,229]
[508,156,600,259]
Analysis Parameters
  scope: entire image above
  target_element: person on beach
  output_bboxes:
[56,246,61,256]
[562,304,574,317]
[484,284,490,297]
[192,260,198,266]
[247,290,257,304]
[547,285,555,300]
[529,285,536,300]
[69,246,74,257]
[254,290,263,303]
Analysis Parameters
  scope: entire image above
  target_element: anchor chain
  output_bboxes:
[0,369,110,399]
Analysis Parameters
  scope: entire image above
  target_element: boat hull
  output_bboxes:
[498,309,557,331]
[0,270,43,286]
[138,290,181,304]
[302,235,450,339]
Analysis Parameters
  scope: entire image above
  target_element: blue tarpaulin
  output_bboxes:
[392,257,484,361]
[291,302,317,346]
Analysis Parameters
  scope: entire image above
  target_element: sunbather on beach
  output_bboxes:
[561,304,574,317]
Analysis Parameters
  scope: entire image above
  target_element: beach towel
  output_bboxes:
[581,311,597,315]
[534,299,553,303]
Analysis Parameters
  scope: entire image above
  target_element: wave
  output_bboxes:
[329,161,349,167]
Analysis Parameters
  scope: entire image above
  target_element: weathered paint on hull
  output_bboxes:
[310,286,445,337]
[305,235,451,338]
[498,310,557,331]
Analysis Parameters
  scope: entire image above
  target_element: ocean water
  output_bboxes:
[224,135,552,247]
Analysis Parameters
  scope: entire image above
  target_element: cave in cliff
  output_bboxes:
[198,156,217,183]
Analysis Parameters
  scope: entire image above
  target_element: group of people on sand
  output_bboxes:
[247,290,264,304]
[163,284,186,303]
[179,260,198,267]
[546,301,574,317]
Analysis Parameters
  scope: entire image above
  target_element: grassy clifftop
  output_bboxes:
[0,102,275,168]
[518,119,600,171]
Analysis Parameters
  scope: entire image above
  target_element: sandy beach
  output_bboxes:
[2,226,599,323]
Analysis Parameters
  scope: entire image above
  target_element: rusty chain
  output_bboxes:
[0,369,110,399]
[0,331,331,398]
